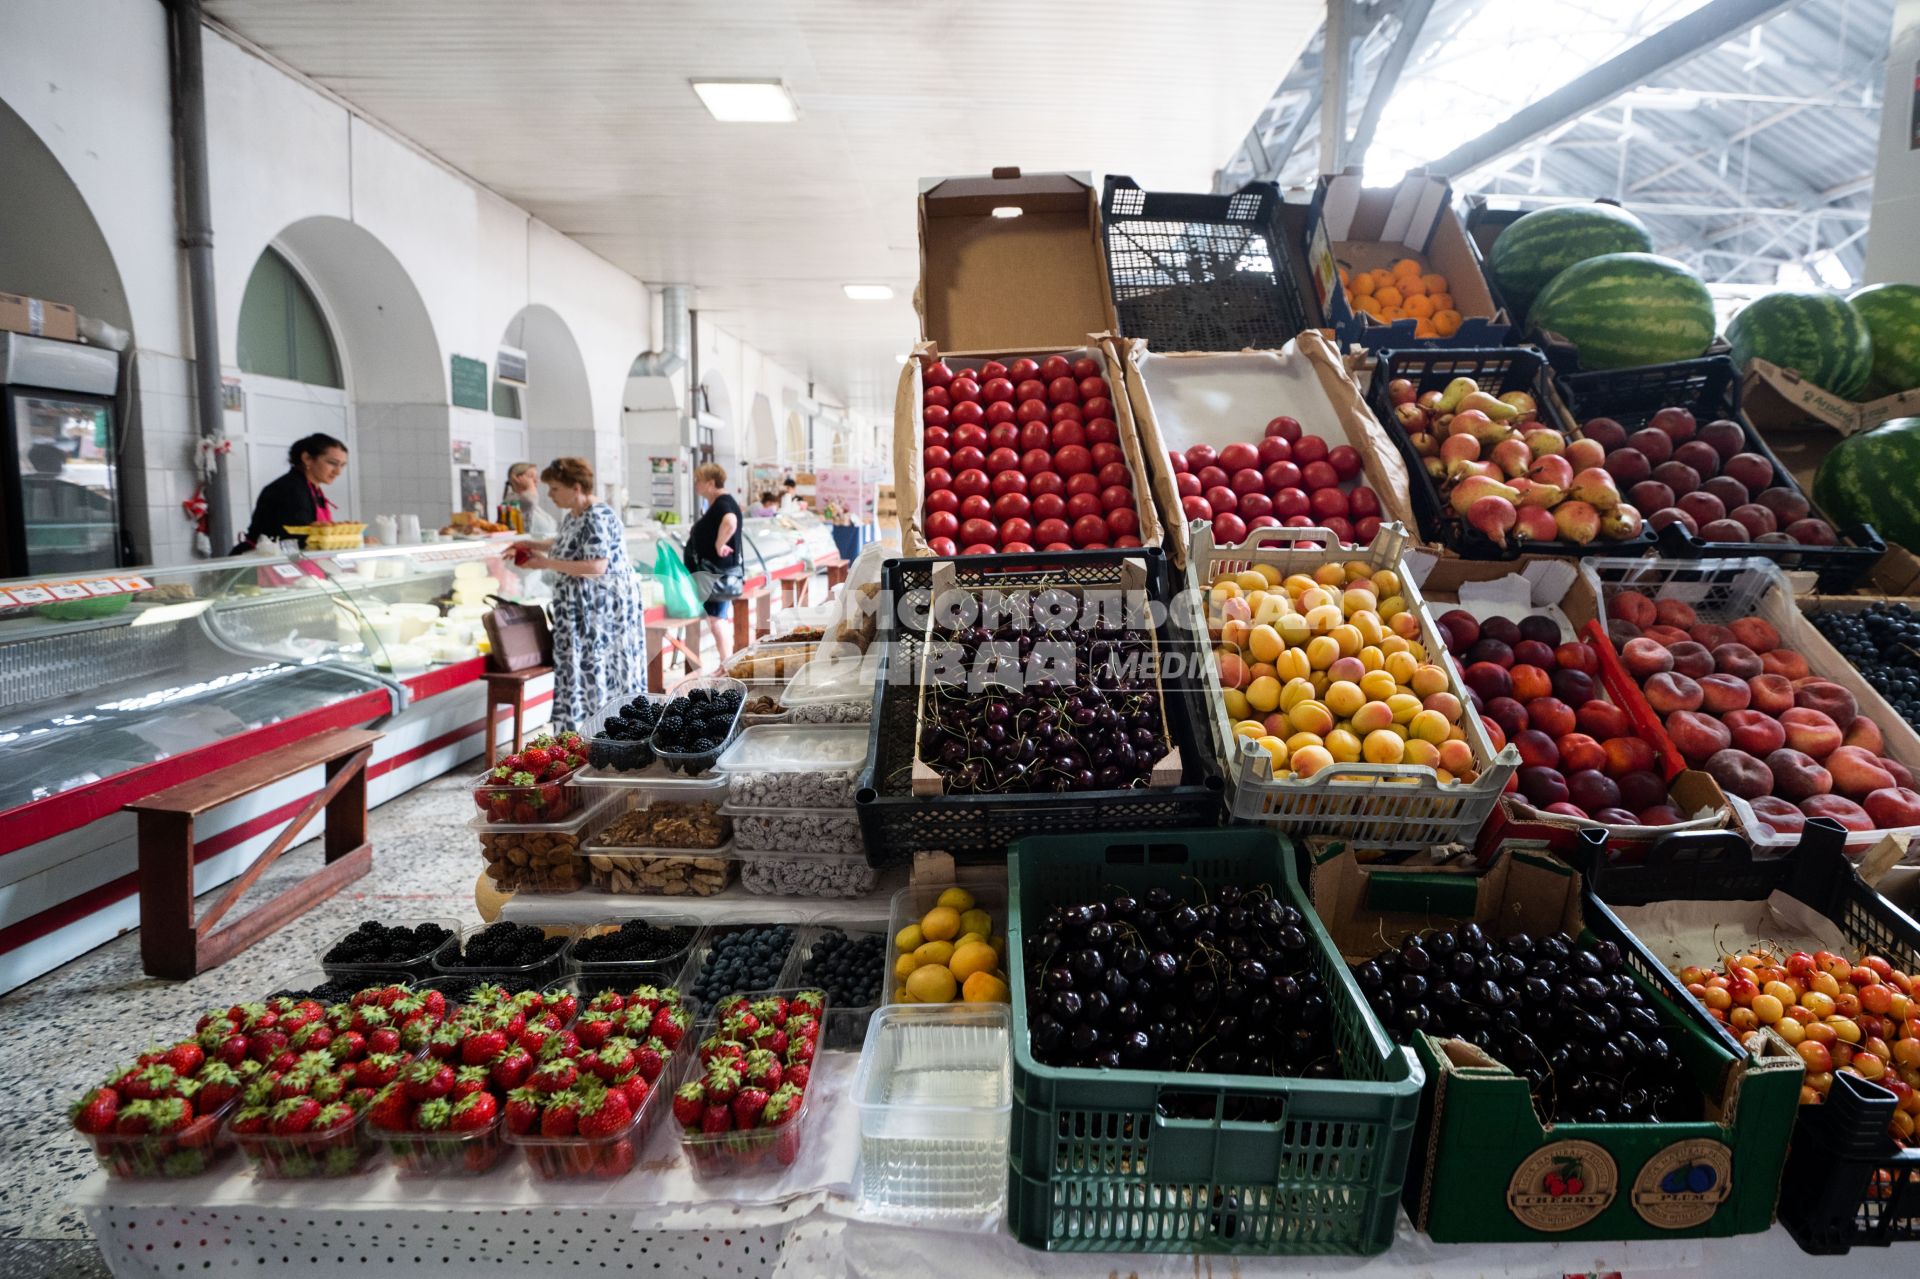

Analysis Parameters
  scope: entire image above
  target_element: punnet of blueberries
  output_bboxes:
[1354,924,1696,1125]
[800,928,886,1010]
[324,919,453,968]
[689,925,796,1008]
[444,921,567,971]
[1810,603,1920,729]
[570,918,697,966]
[652,685,745,772]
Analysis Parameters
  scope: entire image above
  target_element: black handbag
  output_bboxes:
[686,551,745,602]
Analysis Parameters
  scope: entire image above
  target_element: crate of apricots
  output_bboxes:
[1186,520,1519,847]
[887,883,1012,1007]
[1341,259,1465,341]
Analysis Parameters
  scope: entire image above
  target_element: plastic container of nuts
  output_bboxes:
[471,793,622,894]
[715,724,868,808]
[583,844,738,897]
[585,782,732,850]
[724,803,864,856]
[740,847,878,899]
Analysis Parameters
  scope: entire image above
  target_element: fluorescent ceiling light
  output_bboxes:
[842,284,893,301]
[991,206,1024,218]
[691,79,798,123]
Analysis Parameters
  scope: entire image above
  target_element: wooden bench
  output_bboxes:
[732,581,774,653]
[482,665,553,767]
[126,727,381,980]
[645,616,705,691]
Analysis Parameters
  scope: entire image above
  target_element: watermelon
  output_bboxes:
[1726,289,1873,400]
[1847,283,1920,397]
[1528,253,1716,371]
[1487,203,1652,322]
[1813,416,1920,553]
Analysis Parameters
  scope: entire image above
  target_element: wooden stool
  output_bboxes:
[733,582,773,653]
[127,728,380,980]
[645,616,705,691]
[482,665,553,767]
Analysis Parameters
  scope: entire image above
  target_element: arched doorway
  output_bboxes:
[233,217,443,532]
[748,395,776,475]
[500,306,594,494]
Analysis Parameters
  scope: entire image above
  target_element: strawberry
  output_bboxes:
[547,990,578,1023]
[575,1013,616,1051]
[742,1049,783,1093]
[732,1086,770,1130]
[616,1073,649,1112]
[329,1029,367,1064]
[789,991,825,1017]
[753,1027,788,1057]
[402,1059,454,1102]
[633,1040,667,1084]
[426,1023,464,1061]
[291,1022,334,1054]
[164,1041,206,1077]
[578,1083,632,1139]
[342,1086,379,1116]
[516,1024,555,1057]
[313,1101,356,1136]
[538,1093,580,1138]
[193,1062,242,1112]
[521,746,552,773]
[451,1065,490,1100]
[71,1087,120,1134]
[787,1035,815,1066]
[700,1101,733,1135]
[648,1004,689,1049]
[270,1096,320,1135]
[490,1047,533,1091]
[204,1028,248,1068]
[504,1088,543,1136]
[596,1139,636,1178]
[589,1037,637,1081]
[762,1085,804,1165]
[229,1105,272,1136]
[367,1026,402,1057]
[749,997,788,1029]
[783,1061,810,1093]
[703,1060,741,1105]
[546,1028,581,1059]
[460,1026,509,1066]
[624,985,665,1017]
[787,1013,820,1044]
[419,988,449,1021]
[353,1052,404,1090]
[722,1010,761,1041]
[414,1097,453,1132]
[698,1035,745,1067]
[450,1091,498,1132]
[123,1064,179,1102]
[529,1056,577,1094]
[672,1080,708,1129]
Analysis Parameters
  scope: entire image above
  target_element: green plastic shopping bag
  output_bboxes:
[655,543,704,618]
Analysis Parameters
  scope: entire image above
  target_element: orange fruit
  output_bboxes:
[1431,292,1454,312]
[1392,257,1423,277]
[1373,285,1403,308]
[1355,295,1383,317]
[1414,319,1439,338]
[1349,273,1375,298]
[1421,273,1448,294]
[1432,309,1462,337]
[1403,294,1434,318]
[1369,269,1396,291]
[1337,265,1351,287]
[1397,275,1429,296]
[1379,306,1407,322]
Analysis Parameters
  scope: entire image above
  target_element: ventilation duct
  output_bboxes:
[630,284,691,378]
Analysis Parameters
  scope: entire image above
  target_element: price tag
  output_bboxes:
[81,580,122,597]
[49,583,90,600]
[0,590,18,606]
[114,576,153,592]
[271,564,304,580]
[9,586,52,604]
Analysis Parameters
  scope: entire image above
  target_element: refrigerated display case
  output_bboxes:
[0,332,125,578]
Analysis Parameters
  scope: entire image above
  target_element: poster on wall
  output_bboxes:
[814,466,873,522]
[649,457,678,511]
[458,467,488,516]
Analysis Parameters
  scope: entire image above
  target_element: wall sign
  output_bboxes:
[450,355,490,411]
[496,345,528,385]
[458,467,489,516]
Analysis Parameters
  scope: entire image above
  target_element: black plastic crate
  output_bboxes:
[1101,175,1311,354]
[1552,356,1885,592]
[856,547,1223,864]
[1365,345,1656,560]
[1574,821,1920,1254]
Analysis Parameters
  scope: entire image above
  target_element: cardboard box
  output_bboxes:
[1109,329,1417,570]
[1743,358,1920,439]
[1303,170,1512,350]
[0,292,78,342]
[916,169,1118,353]
[890,342,1163,558]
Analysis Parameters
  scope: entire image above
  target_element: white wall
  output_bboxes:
[1865,0,1920,285]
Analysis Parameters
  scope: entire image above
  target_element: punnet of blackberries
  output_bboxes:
[444,921,567,971]
[651,685,745,771]
[1024,883,1341,1116]
[1810,603,1920,730]
[324,920,452,968]
[588,696,662,771]
[570,918,697,965]
[1354,925,1697,1126]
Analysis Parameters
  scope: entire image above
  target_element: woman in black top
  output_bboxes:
[234,433,348,552]
[685,462,743,660]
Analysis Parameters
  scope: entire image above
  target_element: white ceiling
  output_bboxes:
[202,0,1316,425]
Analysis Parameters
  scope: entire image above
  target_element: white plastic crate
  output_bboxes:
[1581,555,1920,855]
[1180,521,1518,847]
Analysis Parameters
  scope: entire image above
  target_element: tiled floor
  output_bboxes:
[0,768,486,1275]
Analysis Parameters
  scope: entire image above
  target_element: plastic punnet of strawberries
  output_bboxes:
[673,989,825,1180]
[473,732,589,824]
[502,983,690,1179]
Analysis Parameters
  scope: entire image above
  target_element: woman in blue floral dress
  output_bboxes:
[513,457,646,728]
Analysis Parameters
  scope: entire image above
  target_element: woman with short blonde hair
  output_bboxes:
[685,462,744,660]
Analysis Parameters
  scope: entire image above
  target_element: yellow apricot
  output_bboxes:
[1305,604,1346,633]
[1305,636,1341,670]
[1423,691,1463,723]
[1253,735,1288,765]
[1325,680,1366,719]
[1289,700,1335,736]
[1359,670,1398,702]
[1246,675,1282,714]
[1351,612,1386,645]
[1325,728,1363,763]
[1328,624,1363,657]
[1314,563,1347,586]
[1279,677,1316,712]
[1285,730,1326,756]
[1385,650,1418,684]
[1390,611,1423,640]
[1247,624,1284,664]
[1233,719,1265,741]
[1380,635,1412,656]
[1254,563,1283,586]
[1377,594,1407,619]
[1275,648,1312,681]
[1234,570,1268,593]
[1290,744,1336,777]
[1438,739,1474,775]
[1403,738,1441,769]
[1341,587,1377,616]
[1409,664,1449,697]
[1298,586,1334,612]
[1409,709,1451,744]
[1358,645,1385,672]
[1222,687,1251,721]
[1277,614,1310,648]
[1283,574,1318,597]
[1363,730,1406,765]
[1387,693,1424,724]
[1372,569,1401,596]
[1351,701,1395,734]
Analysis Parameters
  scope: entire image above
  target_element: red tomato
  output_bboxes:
[1238,491,1274,520]
[986,447,1021,475]
[925,361,954,388]
[1274,487,1310,518]
[955,367,978,382]
[1015,399,1050,425]
[1350,487,1381,518]
[1196,465,1229,492]
[1020,448,1053,477]
[949,377,982,404]
[979,361,1009,381]
[990,491,1036,522]
[1001,540,1035,554]
[1213,512,1248,545]
[1355,516,1381,543]
[1048,376,1080,404]
[990,469,1028,498]
[1089,442,1122,470]
[984,400,1017,426]
[950,446,986,473]
[1066,492,1103,520]
[1071,513,1110,546]
[1263,460,1302,493]
[961,543,997,556]
[987,423,1020,450]
[1100,485,1133,512]
[1113,534,1144,548]
[1301,460,1340,491]
[950,401,985,427]
[1082,396,1115,420]
[953,468,991,498]
[1051,421,1085,449]
[998,512,1034,542]
[924,405,951,430]
[982,377,1015,404]
[926,510,959,540]
[959,518,999,548]
[925,466,953,493]
[1181,494,1213,521]
[1205,485,1239,515]
[924,385,951,409]
[1015,379,1047,403]
[1034,517,1071,546]
[1256,436,1290,466]
[1018,422,1051,452]
[1008,358,1039,381]
[1030,492,1067,520]
[1322,516,1355,544]
[1064,472,1101,497]
[959,494,993,521]
[1097,462,1131,488]
[1049,402,1083,425]
[1029,472,1065,497]
[951,423,989,451]
[1106,507,1139,536]
[1039,355,1072,380]
[1293,435,1329,466]
[925,489,959,515]
[1042,542,1074,552]
[1084,418,1118,446]
[1070,357,1100,379]
[1218,442,1260,473]
[1247,514,1280,531]
[1168,449,1189,474]
[1077,376,1109,401]
[1175,472,1202,498]
[925,445,952,471]
[929,536,957,556]
[1309,487,1349,519]
[1054,445,1094,476]
[1328,444,1362,480]
[1284,515,1315,528]
[1265,415,1302,442]
[1230,468,1265,497]
[924,424,950,449]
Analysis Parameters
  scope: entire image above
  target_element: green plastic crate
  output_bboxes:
[1005,827,1423,1255]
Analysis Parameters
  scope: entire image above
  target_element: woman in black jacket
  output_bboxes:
[234,433,349,552]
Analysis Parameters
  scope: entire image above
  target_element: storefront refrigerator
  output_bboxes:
[0,331,124,577]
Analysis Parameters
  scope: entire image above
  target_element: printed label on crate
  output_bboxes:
[1629,1138,1732,1229]
[6,586,52,604]
[48,582,89,600]
[1506,1140,1618,1232]
[80,579,121,596]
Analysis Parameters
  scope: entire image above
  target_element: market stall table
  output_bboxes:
[490,863,907,928]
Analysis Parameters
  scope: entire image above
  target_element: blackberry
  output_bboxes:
[324,919,453,967]
[571,919,698,965]
[446,921,566,970]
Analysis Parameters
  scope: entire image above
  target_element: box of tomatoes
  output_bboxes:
[893,342,1164,559]
[1106,328,1419,570]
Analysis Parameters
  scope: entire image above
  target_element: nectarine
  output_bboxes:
[1666,710,1730,763]
[1724,709,1786,756]
[1794,680,1859,731]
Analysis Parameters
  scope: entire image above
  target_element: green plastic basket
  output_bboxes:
[1005,827,1423,1254]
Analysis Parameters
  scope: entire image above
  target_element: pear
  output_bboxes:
[1438,377,1481,413]
[1514,505,1560,542]
[1526,453,1574,489]
[1459,390,1519,422]
[1517,481,1565,510]
[1439,433,1480,464]
[1490,438,1533,478]
[1423,457,1447,482]
[1600,503,1644,540]
[1499,391,1539,422]
[1394,402,1430,433]
[1450,410,1511,447]
[1408,431,1439,458]
[1554,500,1602,545]
[1569,467,1621,511]
[1467,495,1518,546]
[1449,475,1520,518]
[1523,428,1566,457]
